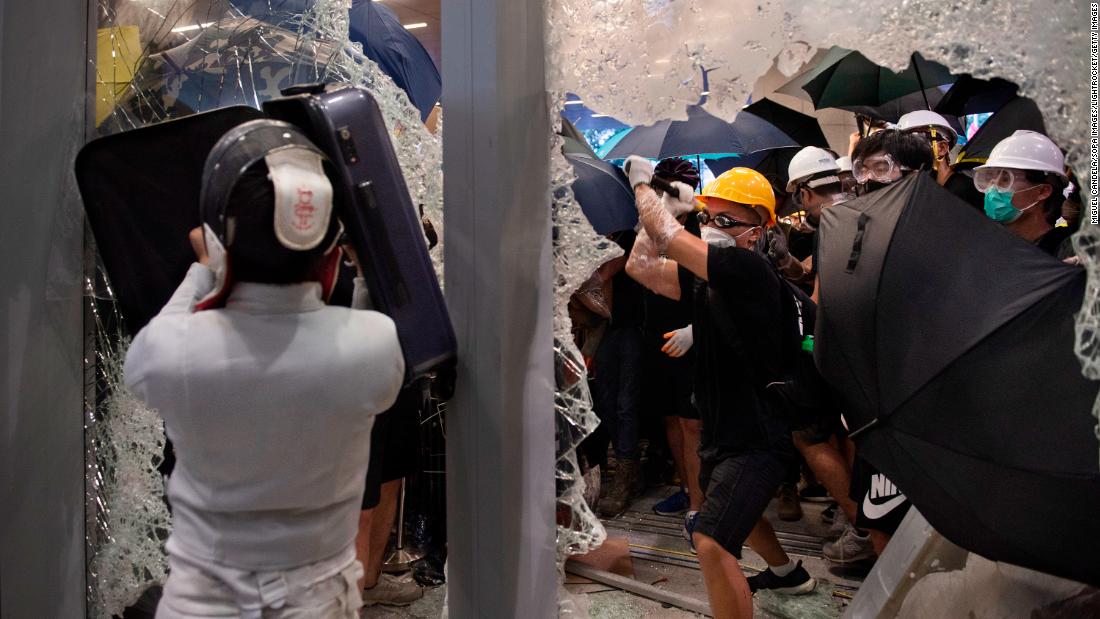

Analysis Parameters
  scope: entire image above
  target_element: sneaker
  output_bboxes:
[653,487,690,516]
[820,501,838,524]
[362,573,424,607]
[747,560,816,595]
[823,524,876,564]
[683,510,699,554]
[827,508,850,539]
[799,482,831,503]
[777,483,803,521]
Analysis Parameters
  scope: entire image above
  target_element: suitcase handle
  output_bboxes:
[280,83,328,96]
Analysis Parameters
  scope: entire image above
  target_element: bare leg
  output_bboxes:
[363,479,403,589]
[745,517,789,567]
[354,509,375,591]
[680,418,704,512]
[693,532,754,619]
[664,416,686,490]
[794,434,858,524]
[869,530,890,556]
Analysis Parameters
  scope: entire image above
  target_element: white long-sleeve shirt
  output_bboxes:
[124,263,404,570]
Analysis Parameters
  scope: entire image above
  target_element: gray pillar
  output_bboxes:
[0,0,90,616]
[442,0,557,616]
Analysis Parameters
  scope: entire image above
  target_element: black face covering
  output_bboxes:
[806,211,821,227]
[859,180,893,195]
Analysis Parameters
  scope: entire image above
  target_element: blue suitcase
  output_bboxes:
[263,84,455,390]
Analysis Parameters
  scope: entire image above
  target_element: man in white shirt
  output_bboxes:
[125,120,404,618]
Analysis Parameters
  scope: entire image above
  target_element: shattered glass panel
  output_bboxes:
[84,260,171,618]
[546,3,1098,579]
[550,114,619,566]
[88,1,442,614]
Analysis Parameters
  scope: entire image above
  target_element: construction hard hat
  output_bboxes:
[975,130,1067,179]
[897,110,958,146]
[699,167,776,226]
[836,156,853,173]
[785,146,841,193]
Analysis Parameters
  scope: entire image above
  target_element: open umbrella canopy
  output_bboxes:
[935,75,1020,117]
[779,47,955,112]
[604,104,798,160]
[562,141,638,235]
[231,0,441,120]
[706,146,801,204]
[953,96,1047,168]
[742,98,829,148]
[815,172,1100,586]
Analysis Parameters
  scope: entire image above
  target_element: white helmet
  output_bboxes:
[897,110,958,146]
[835,156,853,173]
[975,130,1066,179]
[786,146,841,192]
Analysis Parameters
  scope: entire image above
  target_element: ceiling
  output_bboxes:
[375,0,441,70]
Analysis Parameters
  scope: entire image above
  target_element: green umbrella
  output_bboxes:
[779,47,955,112]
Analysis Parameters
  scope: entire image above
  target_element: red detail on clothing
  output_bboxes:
[293,188,317,231]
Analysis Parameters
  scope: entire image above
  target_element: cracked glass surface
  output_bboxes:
[89,1,442,614]
[546,3,1097,581]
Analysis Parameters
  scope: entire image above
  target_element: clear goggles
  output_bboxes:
[852,154,909,184]
[973,167,1033,194]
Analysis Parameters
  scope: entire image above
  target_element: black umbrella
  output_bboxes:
[935,75,1020,117]
[815,172,1100,586]
[953,96,1048,169]
[841,87,952,124]
[742,98,829,148]
[604,104,798,160]
[707,147,801,209]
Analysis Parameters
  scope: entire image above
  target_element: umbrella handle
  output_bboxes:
[648,175,678,197]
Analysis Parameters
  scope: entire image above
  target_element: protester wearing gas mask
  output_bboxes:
[125,120,404,618]
[973,130,1072,258]
[625,159,815,619]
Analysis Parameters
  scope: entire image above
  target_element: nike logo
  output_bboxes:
[862,492,908,520]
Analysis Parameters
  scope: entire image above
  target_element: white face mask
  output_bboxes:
[701,226,757,248]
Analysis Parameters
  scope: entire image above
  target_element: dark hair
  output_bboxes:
[225,161,328,284]
[851,129,933,172]
[1023,169,1069,225]
[655,157,701,189]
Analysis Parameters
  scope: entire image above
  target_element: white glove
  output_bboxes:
[661,325,693,358]
[623,155,655,188]
[661,181,697,218]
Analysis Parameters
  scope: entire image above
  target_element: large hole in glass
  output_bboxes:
[551,34,1094,615]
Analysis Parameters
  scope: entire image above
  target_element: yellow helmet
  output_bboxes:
[697,167,776,227]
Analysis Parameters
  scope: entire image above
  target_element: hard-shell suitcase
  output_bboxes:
[263,83,455,387]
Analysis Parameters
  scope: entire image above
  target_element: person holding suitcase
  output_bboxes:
[125,120,405,618]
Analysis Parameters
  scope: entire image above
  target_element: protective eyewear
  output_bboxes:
[696,211,757,229]
[973,167,1033,194]
[852,154,909,184]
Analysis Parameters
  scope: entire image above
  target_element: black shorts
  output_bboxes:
[850,457,910,534]
[791,407,842,445]
[642,344,699,420]
[695,451,793,558]
[362,389,421,510]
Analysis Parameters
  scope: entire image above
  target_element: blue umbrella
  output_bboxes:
[348,0,440,121]
[229,0,440,120]
[563,143,637,235]
[604,104,798,160]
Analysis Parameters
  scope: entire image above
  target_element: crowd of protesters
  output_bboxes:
[572,109,1082,618]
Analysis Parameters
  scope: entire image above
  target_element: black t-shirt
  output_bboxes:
[788,226,816,262]
[682,247,793,461]
[943,171,985,211]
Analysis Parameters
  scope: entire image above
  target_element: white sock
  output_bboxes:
[770,559,797,577]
